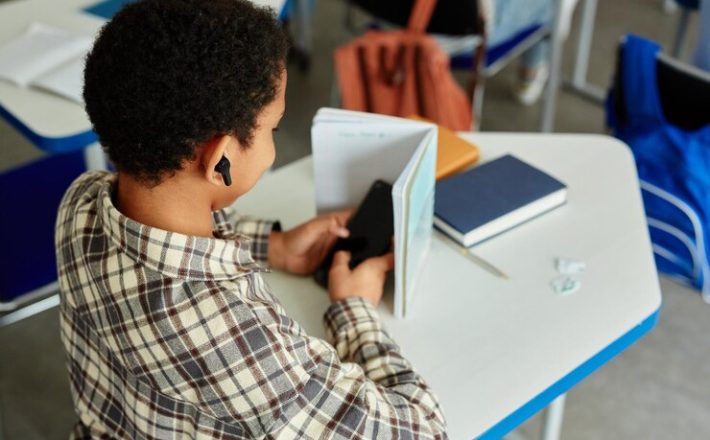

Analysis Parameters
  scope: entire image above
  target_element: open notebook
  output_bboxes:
[0,23,92,104]
[312,108,437,318]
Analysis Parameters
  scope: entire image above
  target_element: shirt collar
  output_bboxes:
[97,176,264,281]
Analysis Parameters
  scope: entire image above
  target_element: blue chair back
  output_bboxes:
[450,23,545,70]
[0,151,85,302]
[606,34,710,301]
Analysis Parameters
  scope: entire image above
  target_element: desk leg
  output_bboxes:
[563,0,606,103]
[539,394,566,440]
[83,142,107,171]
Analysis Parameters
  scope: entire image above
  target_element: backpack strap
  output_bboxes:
[622,34,664,125]
[407,0,438,33]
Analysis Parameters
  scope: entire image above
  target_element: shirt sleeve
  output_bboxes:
[160,276,448,439]
[232,217,279,264]
[321,297,449,438]
[212,207,281,264]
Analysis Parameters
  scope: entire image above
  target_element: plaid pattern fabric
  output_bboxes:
[56,171,447,439]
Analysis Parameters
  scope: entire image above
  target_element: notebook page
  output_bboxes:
[314,107,427,125]
[392,128,437,318]
[311,120,429,213]
[32,55,87,104]
[0,23,93,87]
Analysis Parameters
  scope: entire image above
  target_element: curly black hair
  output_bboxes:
[83,0,289,185]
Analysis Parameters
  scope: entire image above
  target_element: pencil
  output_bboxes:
[436,232,509,279]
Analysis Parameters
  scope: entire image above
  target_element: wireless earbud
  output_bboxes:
[215,156,232,186]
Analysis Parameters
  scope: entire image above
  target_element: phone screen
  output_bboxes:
[314,180,394,288]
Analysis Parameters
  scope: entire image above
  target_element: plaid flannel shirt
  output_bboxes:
[56,171,447,439]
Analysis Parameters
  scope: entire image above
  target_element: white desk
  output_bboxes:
[235,133,661,439]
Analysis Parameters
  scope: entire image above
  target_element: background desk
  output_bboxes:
[235,133,661,439]
[0,0,286,169]
[0,0,104,161]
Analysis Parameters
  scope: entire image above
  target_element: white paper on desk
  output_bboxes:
[33,56,86,104]
[0,22,92,88]
[249,0,287,14]
[312,108,437,318]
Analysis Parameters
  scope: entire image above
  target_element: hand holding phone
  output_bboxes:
[314,180,394,289]
[327,248,395,306]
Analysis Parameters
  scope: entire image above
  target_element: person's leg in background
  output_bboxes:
[487,0,553,105]
[515,35,550,105]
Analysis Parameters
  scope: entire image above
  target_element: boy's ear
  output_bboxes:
[202,135,234,186]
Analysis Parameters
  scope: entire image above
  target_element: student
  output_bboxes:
[55,0,447,438]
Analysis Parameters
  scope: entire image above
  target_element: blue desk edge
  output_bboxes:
[0,104,97,154]
[476,307,661,439]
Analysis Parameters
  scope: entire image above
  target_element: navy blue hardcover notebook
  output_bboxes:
[434,154,567,247]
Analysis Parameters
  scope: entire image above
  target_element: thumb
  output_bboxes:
[331,250,352,269]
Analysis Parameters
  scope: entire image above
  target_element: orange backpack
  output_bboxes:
[334,0,478,131]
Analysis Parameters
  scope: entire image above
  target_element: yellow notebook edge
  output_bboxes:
[406,115,480,180]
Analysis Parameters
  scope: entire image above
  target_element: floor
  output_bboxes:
[1,0,709,439]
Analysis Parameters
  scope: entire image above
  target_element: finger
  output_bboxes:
[381,252,395,271]
[307,213,347,237]
[328,215,350,238]
[364,252,395,272]
[313,232,340,265]
[334,208,355,223]
[322,229,341,253]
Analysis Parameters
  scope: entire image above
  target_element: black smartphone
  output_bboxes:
[314,180,394,288]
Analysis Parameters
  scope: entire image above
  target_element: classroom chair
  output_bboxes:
[606,34,710,301]
[340,0,567,131]
[0,150,86,326]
